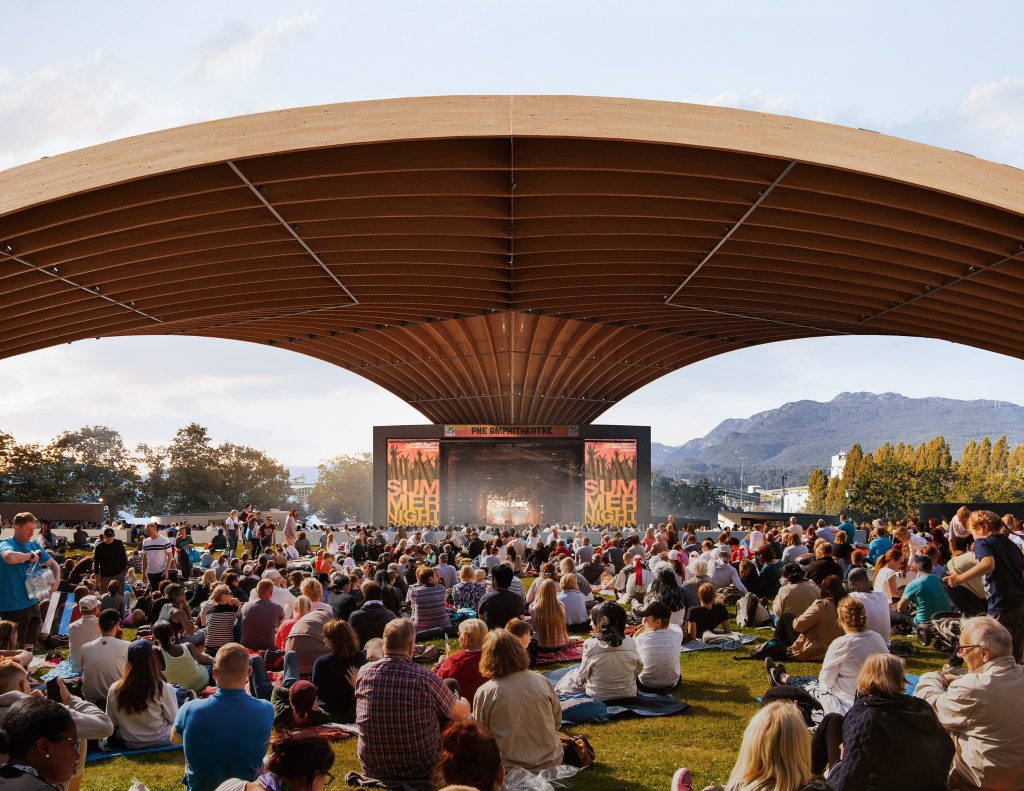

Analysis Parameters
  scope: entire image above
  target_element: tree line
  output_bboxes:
[805,435,1024,520]
[0,423,292,517]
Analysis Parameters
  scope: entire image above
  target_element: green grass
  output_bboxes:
[78,615,948,791]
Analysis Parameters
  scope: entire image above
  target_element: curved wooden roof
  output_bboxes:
[2,95,1024,424]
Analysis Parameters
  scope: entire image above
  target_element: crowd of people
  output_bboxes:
[0,505,1022,790]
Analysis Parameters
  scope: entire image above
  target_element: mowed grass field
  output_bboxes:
[78,600,948,791]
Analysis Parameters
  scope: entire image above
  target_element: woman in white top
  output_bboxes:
[872,549,904,600]
[768,597,888,716]
[555,601,642,700]
[106,639,178,748]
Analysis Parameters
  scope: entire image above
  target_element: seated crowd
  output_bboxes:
[0,505,1022,791]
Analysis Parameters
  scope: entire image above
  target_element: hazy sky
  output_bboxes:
[3,2,1024,464]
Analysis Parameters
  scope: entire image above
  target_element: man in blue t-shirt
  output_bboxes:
[898,555,952,625]
[837,514,858,545]
[172,642,274,791]
[946,509,1024,662]
[0,511,62,649]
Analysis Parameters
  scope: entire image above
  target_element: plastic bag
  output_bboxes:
[25,563,54,602]
[503,764,582,791]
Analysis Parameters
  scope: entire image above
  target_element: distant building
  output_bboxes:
[758,485,811,513]
[290,475,315,509]
[830,451,847,479]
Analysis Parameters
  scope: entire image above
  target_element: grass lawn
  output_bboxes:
[77,610,948,791]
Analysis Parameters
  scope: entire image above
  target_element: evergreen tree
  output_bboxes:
[806,468,827,513]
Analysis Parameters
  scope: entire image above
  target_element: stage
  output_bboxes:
[373,424,651,528]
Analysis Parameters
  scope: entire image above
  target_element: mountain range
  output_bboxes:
[652,391,1024,486]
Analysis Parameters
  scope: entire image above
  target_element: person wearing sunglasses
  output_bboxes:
[213,732,335,791]
[915,615,1024,790]
[0,697,80,790]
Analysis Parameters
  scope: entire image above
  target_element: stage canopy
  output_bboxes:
[3,96,1024,424]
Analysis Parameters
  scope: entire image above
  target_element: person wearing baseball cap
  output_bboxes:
[632,600,682,692]
[68,595,101,672]
[106,639,178,748]
[270,679,330,730]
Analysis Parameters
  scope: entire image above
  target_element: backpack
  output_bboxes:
[735,593,772,628]
[559,732,596,767]
[714,585,744,607]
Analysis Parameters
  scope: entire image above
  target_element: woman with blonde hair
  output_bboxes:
[556,572,589,629]
[276,595,312,650]
[434,618,489,701]
[530,579,569,650]
[816,653,952,788]
[700,701,827,791]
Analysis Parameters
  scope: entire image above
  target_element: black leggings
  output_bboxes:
[773,612,799,647]
[811,712,844,774]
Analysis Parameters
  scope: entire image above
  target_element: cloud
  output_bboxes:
[0,63,196,170]
[186,12,318,81]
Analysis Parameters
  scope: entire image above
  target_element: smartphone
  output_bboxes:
[46,679,61,701]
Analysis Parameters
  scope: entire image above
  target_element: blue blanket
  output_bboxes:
[40,660,79,681]
[543,665,689,724]
[85,743,183,763]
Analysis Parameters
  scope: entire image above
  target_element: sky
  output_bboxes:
[4,2,1024,465]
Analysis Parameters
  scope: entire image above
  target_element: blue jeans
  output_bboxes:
[249,655,274,700]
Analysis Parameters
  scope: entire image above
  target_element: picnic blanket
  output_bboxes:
[543,664,690,725]
[680,633,757,653]
[40,660,80,681]
[85,743,183,763]
[535,643,584,665]
[291,723,359,742]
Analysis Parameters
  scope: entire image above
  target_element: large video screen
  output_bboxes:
[443,440,582,526]
[583,439,638,527]
[386,440,440,526]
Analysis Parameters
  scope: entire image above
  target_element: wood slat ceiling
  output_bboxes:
[2,96,1024,424]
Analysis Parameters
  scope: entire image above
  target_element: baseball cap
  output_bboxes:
[633,601,672,621]
[79,595,100,612]
[127,639,154,662]
[289,680,318,714]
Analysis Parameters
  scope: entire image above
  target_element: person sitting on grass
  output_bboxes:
[433,618,489,701]
[153,619,213,693]
[686,583,730,642]
[473,629,563,772]
[632,601,682,692]
[643,566,687,627]
[556,600,642,700]
[409,565,457,640]
[0,698,82,791]
[670,701,829,791]
[451,563,488,611]
[817,653,952,789]
[435,720,505,791]
[311,619,365,723]
[915,616,1024,789]
[531,578,570,651]
[172,643,275,791]
[477,564,525,631]
[555,572,589,629]
[894,554,952,628]
[214,731,335,791]
[81,608,130,705]
[106,639,178,749]
[681,558,711,609]
[786,575,844,662]
[354,618,471,785]
[766,597,888,715]
[276,595,311,651]
[270,679,331,732]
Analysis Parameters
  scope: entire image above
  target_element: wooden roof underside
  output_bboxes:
[2,96,1023,424]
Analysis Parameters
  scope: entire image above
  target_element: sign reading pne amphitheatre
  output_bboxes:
[444,425,580,438]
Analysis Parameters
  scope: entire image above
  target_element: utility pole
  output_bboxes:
[780,474,787,514]
[738,456,745,511]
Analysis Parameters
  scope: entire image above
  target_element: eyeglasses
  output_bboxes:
[51,736,80,755]
[956,644,983,656]
[320,771,335,787]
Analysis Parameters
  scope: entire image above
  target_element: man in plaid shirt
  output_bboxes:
[355,618,471,782]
